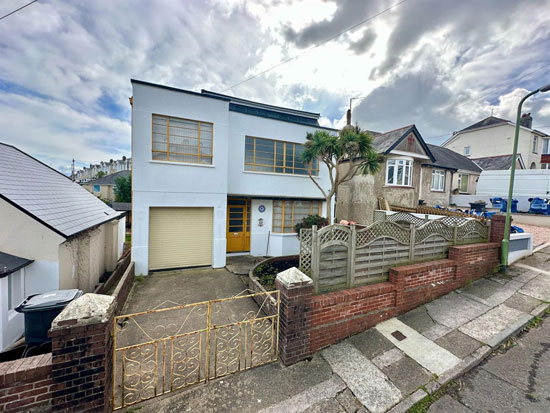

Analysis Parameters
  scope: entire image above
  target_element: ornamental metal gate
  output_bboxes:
[112,290,280,410]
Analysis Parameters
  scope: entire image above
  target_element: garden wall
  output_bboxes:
[277,238,502,363]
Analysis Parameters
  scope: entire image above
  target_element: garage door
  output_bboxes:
[148,207,213,271]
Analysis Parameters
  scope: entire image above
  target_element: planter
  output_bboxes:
[248,255,299,317]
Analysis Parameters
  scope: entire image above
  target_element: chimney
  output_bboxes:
[346,109,351,126]
[520,112,532,129]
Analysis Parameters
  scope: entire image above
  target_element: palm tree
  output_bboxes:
[302,125,380,223]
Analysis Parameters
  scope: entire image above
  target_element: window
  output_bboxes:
[386,159,413,186]
[152,114,213,164]
[542,163,550,170]
[533,136,538,153]
[458,173,469,193]
[272,200,322,233]
[7,270,23,311]
[464,146,470,156]
[431,169,445,191]
[543,139,550,154]
[244,136,319,176]
[93,185,100,192]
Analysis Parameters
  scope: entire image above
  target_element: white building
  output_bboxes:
[0,143,126,351]
[443,114,550,170]
[131,80,335,275]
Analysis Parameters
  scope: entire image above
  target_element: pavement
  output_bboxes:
[126,246,550,413]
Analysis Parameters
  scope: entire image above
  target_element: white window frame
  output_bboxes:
[542,138,549,154]
[385,158,413,187]
[431,169,445,191]
[458,173,469,193]
[533,136,538,153]
[463,146,470,156]
[7,269,24,314]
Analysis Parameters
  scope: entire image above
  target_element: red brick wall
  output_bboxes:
[278,241,501,360]
[0,353,53,412]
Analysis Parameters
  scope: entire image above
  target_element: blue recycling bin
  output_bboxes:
[528,198,550,215]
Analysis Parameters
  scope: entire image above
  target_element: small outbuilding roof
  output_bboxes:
[424,144,482,172]
[0,251,33,277]
[472,154,525,170]
[0,143,122,238]
[86,170,130,186]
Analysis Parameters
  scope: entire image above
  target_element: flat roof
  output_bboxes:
[0,251,33,277]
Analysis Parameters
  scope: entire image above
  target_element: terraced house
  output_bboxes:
[130,80,335,275]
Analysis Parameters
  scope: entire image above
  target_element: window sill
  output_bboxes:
[243,170,320,179]
[430,190,445,193]
[149,160,215,168]
[384,185,414,189]
[271,232,298,236]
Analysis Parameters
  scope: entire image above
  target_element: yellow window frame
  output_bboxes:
[152,114,213,164]
[273,199,322,233]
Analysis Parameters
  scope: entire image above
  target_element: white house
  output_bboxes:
[0,143,126,351]
[443,114,550,170]
[131,80,336,275]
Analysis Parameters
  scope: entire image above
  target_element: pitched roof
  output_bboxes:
[471,154,525,170]
[0,251,33,278]
[424,145,482,172]
[0,143,121,238]
[459,116,509,132]
[372,124,436,161]
[86,170,130,186]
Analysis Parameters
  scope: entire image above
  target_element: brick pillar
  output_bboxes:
[275,267,313,366]
[49,294,115,412]
[490,213,510,243]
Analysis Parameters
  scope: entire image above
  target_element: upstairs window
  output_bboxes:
[272,199,322,233]
[543,139,550,154]
[152,114,213,164]
[464,146,470,156]
[386,159,412,186]
[533,136,539,153]
[431,169,445,191]
[245,136,319,176]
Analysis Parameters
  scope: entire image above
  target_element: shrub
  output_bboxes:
[294,214,329,236]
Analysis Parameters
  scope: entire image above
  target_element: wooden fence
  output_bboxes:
[299,215,490,294]
[390,205,490,223]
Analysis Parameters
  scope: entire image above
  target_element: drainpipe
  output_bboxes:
[449,170,455,206]
[418,167,423,203]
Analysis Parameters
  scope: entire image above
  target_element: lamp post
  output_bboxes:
[347,96,366,125]
[501,83,550,270]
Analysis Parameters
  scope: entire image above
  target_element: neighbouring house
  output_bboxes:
[471,153,525,171]
[83,169,131,202]
[74,156,132,182]
[420,144,482,206]
[130,79,335,275]
[0,143,126,351]
[442,114,550,169]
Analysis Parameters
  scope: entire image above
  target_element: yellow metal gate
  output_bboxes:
[112,290,280,410]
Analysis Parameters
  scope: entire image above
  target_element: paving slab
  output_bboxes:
[396,305,435,333]
[519,273,550,301]
[428,395,472,412]
[381,356,432,396]
[435,330,482,359]
[375,318,461,376]
[322,342,402,413]
[335,388,365,413]
[260,375,346,413]
[425,292,491,329]
[460,278,503,299]
[348,328,395,360]
[505,267,542,283]
[372,348,405,370]
[458,368,544,413]
[518,253,550,271]
[458,304,530,345]
[504,292,543,313]
[302,397,347,413]
[421,323,452,341]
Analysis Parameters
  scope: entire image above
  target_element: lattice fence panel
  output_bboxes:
[385,212,427,227]
[299,229,313,275]
[318,224,351,248]
[456,220,489,243]
[354,237,409,286]
[356,221,410,247]
[415,220,454,243]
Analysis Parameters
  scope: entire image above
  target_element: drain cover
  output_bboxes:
[391,330,407,341]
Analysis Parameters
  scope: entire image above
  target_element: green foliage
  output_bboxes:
[294,214,329,235]
[254,257,299,290]
[96,171,107,178]
[114,174,132,202]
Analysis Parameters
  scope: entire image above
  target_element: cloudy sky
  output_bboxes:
[1,0,550,174]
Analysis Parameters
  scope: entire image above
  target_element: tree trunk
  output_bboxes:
[326,194,333,224]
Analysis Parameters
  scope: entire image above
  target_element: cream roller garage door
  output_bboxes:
[148,207,213,271]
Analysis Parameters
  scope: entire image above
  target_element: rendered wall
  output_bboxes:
[419,166,452,207]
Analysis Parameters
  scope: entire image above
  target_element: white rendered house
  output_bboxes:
[130,80,335,275]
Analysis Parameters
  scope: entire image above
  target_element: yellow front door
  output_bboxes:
[226,198,251,252]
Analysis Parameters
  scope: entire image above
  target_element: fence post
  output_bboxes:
[409,223,416,263]
[347,224,357,288]
[311,225,320,294]
[453,225,458,245]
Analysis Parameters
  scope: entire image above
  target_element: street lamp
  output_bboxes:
[501,82,550,270]
[347,96,367,125]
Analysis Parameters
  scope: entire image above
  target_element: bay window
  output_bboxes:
[386,159,413,186]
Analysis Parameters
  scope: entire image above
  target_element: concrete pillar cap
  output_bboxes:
[276,267,313,289]
[50,293,115,330]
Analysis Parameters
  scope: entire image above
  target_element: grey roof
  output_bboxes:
[372,124,436,161]
[424,144,482,172]
[471,154,524,171]
[0,143,121,238]
[459,116,509,132]
[0,251,33,278]
[86,170,130,186]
